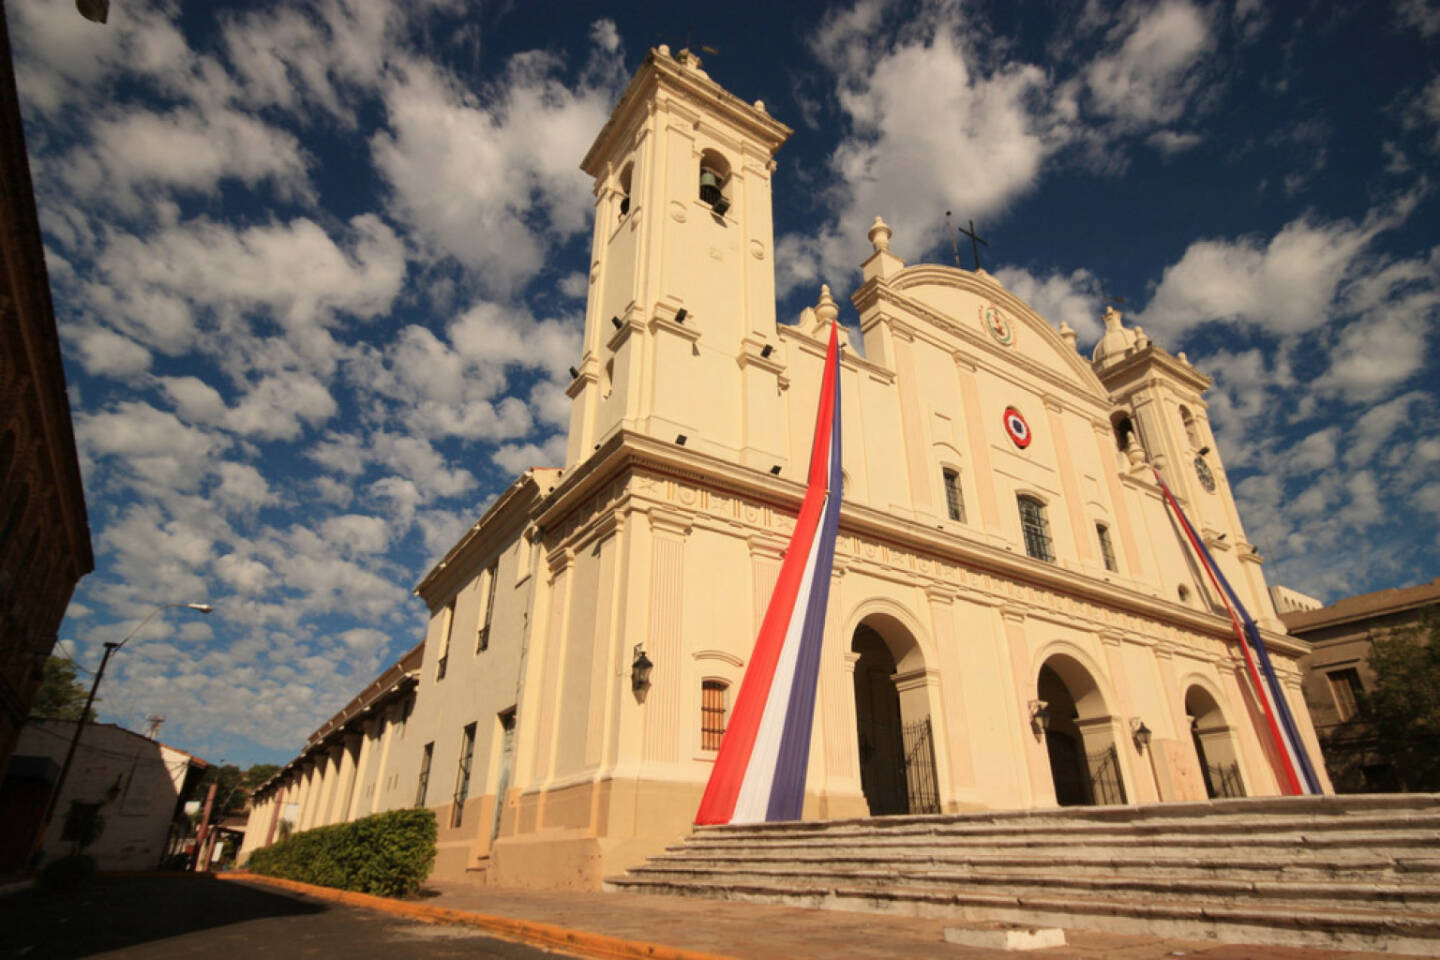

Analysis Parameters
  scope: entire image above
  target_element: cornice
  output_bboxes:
[581,50,791,176]
[534,431,1281,657]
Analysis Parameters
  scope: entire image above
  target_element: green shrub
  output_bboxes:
[247,807,436,897]
[37,854,95,893]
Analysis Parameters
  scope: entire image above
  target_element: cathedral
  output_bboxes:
[240,47,1330,888]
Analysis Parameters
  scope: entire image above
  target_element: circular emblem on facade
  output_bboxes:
[1194,455,1216,492]
[981,304,1014,346]
[1003,406,1032,448]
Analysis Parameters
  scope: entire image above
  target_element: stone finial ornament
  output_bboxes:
[1125,433,1146,469]
[868,216,892,254]
[657,44,671,57]
[1058,320,1077,351]
[1133,325,1150,349]
[815,284,839,327]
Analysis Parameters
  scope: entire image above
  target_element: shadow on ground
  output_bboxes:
[1,874,326,958]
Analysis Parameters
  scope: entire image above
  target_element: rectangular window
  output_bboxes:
[701,681,728,751]
[942,469,965,522]
[1328,668,1364,722]
[1018,496,1054,562]
[61,801,102,843]
[415,742,434,807]
[436,599,455,680]
[477,563,498,653]
[452,723,477,828]
[1096,523,1117,572]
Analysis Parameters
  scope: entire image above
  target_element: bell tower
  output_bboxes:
[1092,308,1282,628]
[566,47,792,468]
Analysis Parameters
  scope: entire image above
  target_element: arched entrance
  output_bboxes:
[1037,655,1126,806]
[851,618,939,816]
[1186,685,1245,798]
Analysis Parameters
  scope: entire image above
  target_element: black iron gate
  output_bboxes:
[1086,744,1127,805]
[1204,762,1244,799]
[902,717,941,814]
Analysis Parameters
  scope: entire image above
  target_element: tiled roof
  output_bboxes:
[1282,577,1440,633]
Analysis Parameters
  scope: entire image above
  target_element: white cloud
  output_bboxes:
[1083,0,1216,128]
[371,32,623,295]
[225,372,339,441]
[492,434,566,475]
[59,105,312,212]
[371,433,477,500]
[70,325,153,378]
[1146,130,1202,155]
[1135,201,1413,340]
[1395,0,1440,38]
[321,514,392,555]
[93,214,405,368]
[214,462,275,511]
[800,8,1056,275]
[76,401,229,494]
[991,266,1105,345]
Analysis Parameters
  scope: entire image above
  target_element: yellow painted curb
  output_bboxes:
[220,872,739,960]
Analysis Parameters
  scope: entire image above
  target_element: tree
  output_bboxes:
[29,657,96,721]
[242,764,281,792]
[1363,609,1440,791]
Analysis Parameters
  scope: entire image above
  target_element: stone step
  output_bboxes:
[692,795,1440,839]
[647,849,1440,882]
[689,811,1440,845]
[623,861,1440,908]
[603,874,1440,956]
[673,829,1440,864]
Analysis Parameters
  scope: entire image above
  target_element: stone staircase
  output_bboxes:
[605,794,1440,955]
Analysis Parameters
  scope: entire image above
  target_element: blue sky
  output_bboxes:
[11,0,1439,766]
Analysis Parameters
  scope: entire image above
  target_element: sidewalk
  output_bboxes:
[232,873,1400,960]
[420,882,1398,960]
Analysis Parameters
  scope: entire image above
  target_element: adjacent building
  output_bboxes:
[245,47,1330,889]
[0,6,95,782]
[0,719,207,872]
[1285,577,1440,793]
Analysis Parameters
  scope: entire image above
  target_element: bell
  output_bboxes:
[699,168,724,209]
[76,0,109,22]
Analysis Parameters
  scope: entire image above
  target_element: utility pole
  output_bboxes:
[192,781,217,872]
[30,602,211,868]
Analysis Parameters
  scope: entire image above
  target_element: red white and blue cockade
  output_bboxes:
[696,323,844,825]
[1003,406,1031,448]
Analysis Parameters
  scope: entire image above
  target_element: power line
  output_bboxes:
[54,640,97,675]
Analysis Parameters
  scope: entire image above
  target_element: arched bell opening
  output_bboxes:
[850,616,939,816]
[1186,685,1246,799]
[1037,655,1127,806]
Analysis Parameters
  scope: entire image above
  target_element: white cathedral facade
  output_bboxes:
[240,48,1330,888]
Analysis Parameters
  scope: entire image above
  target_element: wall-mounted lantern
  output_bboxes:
[1130,718,1153,752]
[1028,699,1050,737]
[631,645,654,702]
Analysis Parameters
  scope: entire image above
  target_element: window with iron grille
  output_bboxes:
[415,742,434,807]
[477,563,497,653]
[1017,495,1053,562]
[452,723,477,828]
[701,681,728,751]
[1328,668,1364,722]
[436,599,455,681]
[1096,523,1117,571]
[942,468,965,522]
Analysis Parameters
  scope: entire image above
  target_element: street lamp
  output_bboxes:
[39,602,214,837]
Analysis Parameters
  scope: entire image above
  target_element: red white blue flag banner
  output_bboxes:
[1153,469,1322,795]
[696,322,843,825]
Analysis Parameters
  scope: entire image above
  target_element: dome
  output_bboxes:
[1091,306,1138,370]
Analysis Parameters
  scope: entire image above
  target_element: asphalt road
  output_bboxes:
[1,875,563,959]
